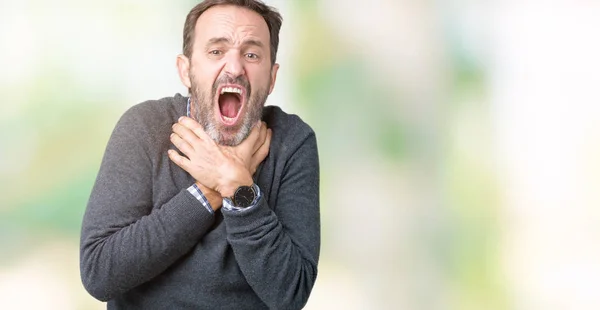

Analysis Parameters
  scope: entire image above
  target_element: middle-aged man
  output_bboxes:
[79,1,320,309]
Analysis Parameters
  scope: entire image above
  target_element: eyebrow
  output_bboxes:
[206,37,265,49]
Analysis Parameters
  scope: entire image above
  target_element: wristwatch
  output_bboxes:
[231,185,257,208]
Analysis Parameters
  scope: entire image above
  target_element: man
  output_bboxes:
[79,1,320,309]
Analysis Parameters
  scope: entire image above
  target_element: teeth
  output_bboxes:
[223,116,235,121]
[220,86,242,95]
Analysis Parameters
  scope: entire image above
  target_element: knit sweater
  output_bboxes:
[80,94,320,309]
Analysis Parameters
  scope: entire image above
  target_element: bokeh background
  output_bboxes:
[1,0,600,309]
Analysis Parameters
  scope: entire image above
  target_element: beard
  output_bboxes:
[189,73,270,146]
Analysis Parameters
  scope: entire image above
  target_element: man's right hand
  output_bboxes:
[195,121,271,210]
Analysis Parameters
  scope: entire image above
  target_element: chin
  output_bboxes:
[207,121,249,146]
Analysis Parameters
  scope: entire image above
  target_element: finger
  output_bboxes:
[253,124,270,155]
[178,116,202,131]
[253,122,268,154]
[234,121,262,155]
[167,149,192,172]
[179,116,215,145]
[246,121,262,143]
[170,133,195,158]
[172,123,202,148]
[250,128,271,174]
[193,126,214,146]
[258,128,272,158]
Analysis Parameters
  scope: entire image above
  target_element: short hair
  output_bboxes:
[182,0,283,65]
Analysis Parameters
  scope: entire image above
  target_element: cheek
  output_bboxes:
[248,67,273,90]
[191,74,217,96]
[191,58,223,86]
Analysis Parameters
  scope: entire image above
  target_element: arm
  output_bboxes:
[80,108,215,301]
[222,133,320,309]
[168,117,320,308]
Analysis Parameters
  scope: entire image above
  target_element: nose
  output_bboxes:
[223,51,245,78]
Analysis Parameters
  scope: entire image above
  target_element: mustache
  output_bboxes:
[212,75,251,95]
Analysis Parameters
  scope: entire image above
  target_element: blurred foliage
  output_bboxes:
[0,0,509,309]
[0,69,121,264]
[290,1,505,309]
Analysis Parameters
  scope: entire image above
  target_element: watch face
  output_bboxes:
[233,186,255,208]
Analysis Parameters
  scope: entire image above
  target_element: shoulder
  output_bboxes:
[115,94,186,136]
[108,94,186,157]
[263,106,316,140]
[262,105,317,156]
[120,94,186,127]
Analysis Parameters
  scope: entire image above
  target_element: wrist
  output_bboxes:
[194,181,223,211]
[218,168,253,198]
[223,183,260,210]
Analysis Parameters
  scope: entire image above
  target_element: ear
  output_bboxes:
[268,63,280,95]
[176,54,192,89]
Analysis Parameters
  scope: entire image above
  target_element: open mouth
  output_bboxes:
[217,85,245,126]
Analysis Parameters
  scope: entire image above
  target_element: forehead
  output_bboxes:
[195,5,270,44]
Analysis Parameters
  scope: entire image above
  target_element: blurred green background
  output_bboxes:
[1,1,599,309]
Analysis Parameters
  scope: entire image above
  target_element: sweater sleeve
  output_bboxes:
[221,131,321,310]
[80,107,215,301]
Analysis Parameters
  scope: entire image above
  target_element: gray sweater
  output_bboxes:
[80,94,320,309]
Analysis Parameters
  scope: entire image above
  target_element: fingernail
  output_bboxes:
[178,116,184,122]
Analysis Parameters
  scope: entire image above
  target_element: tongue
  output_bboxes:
[219,93,240,118]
